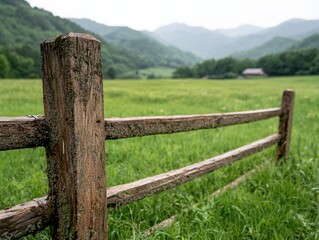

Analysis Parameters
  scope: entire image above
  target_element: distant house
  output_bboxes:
[242,68,268,77]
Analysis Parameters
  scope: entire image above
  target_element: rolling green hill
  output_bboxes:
[289,33,319,51]
[0,0,153,78]
[70,18,201,68]
[233,33,319,60]
[232,37,298,59]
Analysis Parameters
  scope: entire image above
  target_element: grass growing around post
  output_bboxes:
[0,76,318,239]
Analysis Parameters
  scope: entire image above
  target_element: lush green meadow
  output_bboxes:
[0,76,318,239]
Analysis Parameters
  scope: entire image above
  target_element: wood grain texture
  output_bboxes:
[0,116,47,151]
[107,134,280,206]
[105,108,281,139]
[41,33,107,239]
[0,108,281,151]
[0,197,50,239]
[276,90,295,160]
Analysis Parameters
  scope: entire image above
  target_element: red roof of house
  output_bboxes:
[242,68,266,75]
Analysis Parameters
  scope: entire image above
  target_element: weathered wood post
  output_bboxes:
[41,33,107,239]
[276,89,295,160]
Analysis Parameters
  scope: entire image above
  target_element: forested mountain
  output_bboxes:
[232,37,298,59]
[233,33,319,59]
[70,18,201,68]
[0,0,155,78]
[289,34,319,51]
[153,19,319,59]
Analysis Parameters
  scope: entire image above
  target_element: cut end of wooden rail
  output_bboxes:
[0,197,50,239]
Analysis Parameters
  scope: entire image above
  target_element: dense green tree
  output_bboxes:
[0,54,9,78]
[212,57,238,75]
[194,59,216,78]
[172,66,194,78]
[106,67,116,79]
[173,48,319,78]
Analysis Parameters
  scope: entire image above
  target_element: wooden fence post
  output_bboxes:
[276,89,295,160]
[41,33,107,239]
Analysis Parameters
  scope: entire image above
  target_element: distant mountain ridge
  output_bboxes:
[154,23,232,59]
[70,18,201,68]
[216,24,263,37]
[152,19,319,59]
[233,33,319,59]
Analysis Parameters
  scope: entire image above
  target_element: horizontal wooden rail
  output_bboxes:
[0,108,280,151]
[0,133,280,238]
[105,108,281,139]
[107,133,280,206]
[0,116,48,151]
[0,197,50,239]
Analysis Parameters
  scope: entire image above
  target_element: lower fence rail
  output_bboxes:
[0,133,280,239]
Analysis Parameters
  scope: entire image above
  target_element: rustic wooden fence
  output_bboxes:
[0,33,294,239]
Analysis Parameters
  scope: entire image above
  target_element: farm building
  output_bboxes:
[242,68,268,77]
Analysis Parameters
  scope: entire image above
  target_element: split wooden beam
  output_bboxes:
[276,89,295,160]
[0,108,281,151]
[107,133,280,206]
[0,197,50,239]
[0,116,47,151]
[41,33,107,239]
[105,108,281,139]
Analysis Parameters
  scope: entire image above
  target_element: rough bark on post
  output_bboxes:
[276,89,295,160]
[41,33,107,239]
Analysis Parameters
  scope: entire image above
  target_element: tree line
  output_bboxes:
[1,45,318,79]
[172,48,319,79]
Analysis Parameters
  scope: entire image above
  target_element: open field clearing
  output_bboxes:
[0,76,318,239]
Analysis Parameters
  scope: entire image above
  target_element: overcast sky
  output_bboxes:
[26,0,319,31]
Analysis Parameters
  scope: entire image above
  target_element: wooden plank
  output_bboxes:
[0,197,50,239]
[276,90,295,160]
[0,108,280,151]
[107,134,280,206]
[41,33,107,239]
[0,116,47,151]
[105,108,281,139]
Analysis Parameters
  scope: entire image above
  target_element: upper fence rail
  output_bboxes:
[0,108,281,151]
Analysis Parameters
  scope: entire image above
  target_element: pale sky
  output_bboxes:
[26,0,319,31]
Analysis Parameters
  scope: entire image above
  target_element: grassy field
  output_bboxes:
[126,67,175,79]
[0,76,318,239]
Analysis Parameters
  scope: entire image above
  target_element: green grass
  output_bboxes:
[0,76,318,239]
